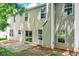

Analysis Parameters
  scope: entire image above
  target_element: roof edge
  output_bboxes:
[27,3,46,10]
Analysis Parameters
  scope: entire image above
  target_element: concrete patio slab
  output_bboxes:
[0,40,36,52]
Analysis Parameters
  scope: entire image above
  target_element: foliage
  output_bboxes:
[0,19,9,31]
[0,3,27,31]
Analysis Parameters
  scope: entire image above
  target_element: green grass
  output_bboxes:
[0,47,17,56]
[0,38,6,41]
[48,52,63,56]
[0,36,7,41]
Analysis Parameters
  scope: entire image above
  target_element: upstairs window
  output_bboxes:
[18,30,21,34]
[38,30,42,40]
[64,3,73,15]
[41,6,46,19]
[25,13,28,21]
[10,29,13,37]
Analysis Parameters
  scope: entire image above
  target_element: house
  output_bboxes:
[6,3,79,52]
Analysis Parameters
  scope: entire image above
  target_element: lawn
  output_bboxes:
[48,52,63,56]
[0,47,17,56]
[0,36,7,41]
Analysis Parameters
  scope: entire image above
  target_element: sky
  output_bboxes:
[20,3,31,8]
[20,3,42,8]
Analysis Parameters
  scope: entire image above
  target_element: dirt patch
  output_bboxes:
[17,45,63,56]
[16,45,76,56]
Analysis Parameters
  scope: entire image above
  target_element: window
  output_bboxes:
[25,13,28,21]
[57,29,65,43]
[38,30,42,40]
[25,31,32,42]
[64,3,73,15]
[41,6,46,18]
[18,30,21,34]
[10,29,13,36]
[13,16,16,22]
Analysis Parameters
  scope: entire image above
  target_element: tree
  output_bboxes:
[0,3,27,31]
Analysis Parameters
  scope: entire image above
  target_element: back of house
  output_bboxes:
[7,3,79,52]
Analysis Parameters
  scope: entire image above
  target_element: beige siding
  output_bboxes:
[7,3,75,51]
[28,4,47,45]
[7,15,25,42]
[55,3,74,50]
[42,4,51,48]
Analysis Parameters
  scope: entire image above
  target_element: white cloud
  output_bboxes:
[26,3,43,9]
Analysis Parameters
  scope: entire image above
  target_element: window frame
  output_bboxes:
[64,3,73,15]
[25,31,32,42]
[10,29,13,37]
[18,30,21,34]
[38,29,42,40]
[57,30,66,43]
[25,13,28,21]
[57,27,66,43]
[40,6,46,19]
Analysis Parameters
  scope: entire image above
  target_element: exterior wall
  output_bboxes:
[7,17,15,40]
[28,4,53,47]
[42,4,52,48]
[55,3,67,49]
[7,15,25,42]
[7,3,75,51]
[27,4,54,48]
[28,4,47,45]
[55,3,74,50]
[7,4,48,45]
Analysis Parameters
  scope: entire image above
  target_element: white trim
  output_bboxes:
[27,4,46,10]
[40,5,46,19]
[51,4,55,49]
[37,27,43,45]
[38,8,41,21]
[74,4,79,52]
[28,13,30,22]
[46,3,49,21]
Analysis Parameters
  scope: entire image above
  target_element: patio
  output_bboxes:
[0,40,36,52]
[0,40,77,56]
